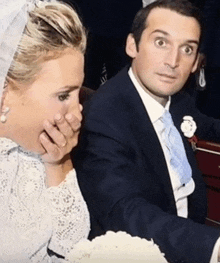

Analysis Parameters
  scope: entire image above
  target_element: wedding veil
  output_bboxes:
[0,0,54,102]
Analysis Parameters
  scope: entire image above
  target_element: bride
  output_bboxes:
[0,0,90,262]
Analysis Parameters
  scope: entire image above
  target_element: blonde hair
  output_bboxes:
[7,1,86,84]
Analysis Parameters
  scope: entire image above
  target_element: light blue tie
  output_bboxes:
[161,110,192,185]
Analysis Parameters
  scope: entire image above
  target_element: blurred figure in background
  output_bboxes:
[66,0,142,90]
[195,0,220,118]
[142,0,157,7]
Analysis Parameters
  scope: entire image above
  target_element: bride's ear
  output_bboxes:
[2,78,19,102]
[1,79,10,106]
[0,81,10,123]
[0,78,16,123]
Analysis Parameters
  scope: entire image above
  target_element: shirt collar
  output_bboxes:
[128,67,171,123]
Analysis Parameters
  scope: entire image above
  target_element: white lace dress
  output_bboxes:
[0,137,90,263]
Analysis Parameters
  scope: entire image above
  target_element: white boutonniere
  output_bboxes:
[180,116,197,138]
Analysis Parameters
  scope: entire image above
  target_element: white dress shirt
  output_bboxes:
[128,67,220,262]
[128,68,194,218]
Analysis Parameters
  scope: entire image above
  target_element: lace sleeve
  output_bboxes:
[46,169,90,257]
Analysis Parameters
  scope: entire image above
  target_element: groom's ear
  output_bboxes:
[126,34,138,59]
[191,52,201,73]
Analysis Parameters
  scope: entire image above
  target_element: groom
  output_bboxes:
[74,1,220,262]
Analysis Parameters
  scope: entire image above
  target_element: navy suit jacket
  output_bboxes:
[74,67,220,263]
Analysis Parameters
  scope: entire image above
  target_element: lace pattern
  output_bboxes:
[0,138,90,262]
[48,171,90,256]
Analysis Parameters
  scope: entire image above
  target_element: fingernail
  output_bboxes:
[61,141,66,147]
[55,113,62,121]
[44,120,51,128]
[65,113,73,121]
[40,132,47,140]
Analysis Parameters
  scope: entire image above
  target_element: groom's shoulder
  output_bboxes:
[84,67,131,118]
[90,67,130,103]
[100,66,130,91]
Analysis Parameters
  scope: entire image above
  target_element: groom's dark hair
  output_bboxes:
[131,0,204,51]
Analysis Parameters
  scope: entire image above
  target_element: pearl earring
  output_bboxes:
[0,107,10,123]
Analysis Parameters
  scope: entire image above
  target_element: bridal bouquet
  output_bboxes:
[66,231,168,263]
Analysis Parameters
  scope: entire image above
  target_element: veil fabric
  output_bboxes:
[0,0,54,102]
[0,0,28,100]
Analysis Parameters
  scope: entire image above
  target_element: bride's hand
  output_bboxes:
[39,112,81,165]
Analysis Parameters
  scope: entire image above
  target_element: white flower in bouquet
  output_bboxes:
[66,231,167,263]
[180,116,197,138]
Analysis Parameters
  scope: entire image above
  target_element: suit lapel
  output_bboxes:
[118,69,176,211]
